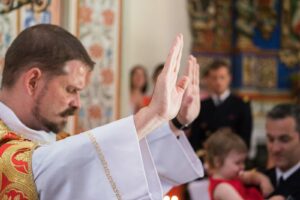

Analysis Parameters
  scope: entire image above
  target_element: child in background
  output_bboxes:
[205,128,271,200]
[129,65,151,113]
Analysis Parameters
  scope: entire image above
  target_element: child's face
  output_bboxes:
[218,150,247,179]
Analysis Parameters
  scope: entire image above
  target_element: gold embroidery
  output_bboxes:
[15,151,30,163]
[0,120,10,138]
[0,120,38,200]
[87,131,122,200]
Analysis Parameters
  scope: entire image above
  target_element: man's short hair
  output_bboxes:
[2,24,95,88]
[267,104,300,134]
[204,59,231,77]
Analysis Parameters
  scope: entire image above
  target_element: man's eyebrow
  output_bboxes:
[279,134,290,139]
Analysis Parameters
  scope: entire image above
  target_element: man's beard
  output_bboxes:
[33,87,77,133]
[33,105,77,133]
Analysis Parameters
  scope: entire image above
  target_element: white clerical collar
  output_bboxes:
[276,160,300,181]
[0,101,56,144]
[211,90,230,105]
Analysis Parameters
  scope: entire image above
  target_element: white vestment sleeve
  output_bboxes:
[146,123,204,193]
[32,116,162,200]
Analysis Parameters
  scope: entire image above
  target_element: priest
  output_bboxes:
[0,24,203,200]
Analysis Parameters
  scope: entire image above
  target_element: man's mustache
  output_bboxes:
[60,107,77,117]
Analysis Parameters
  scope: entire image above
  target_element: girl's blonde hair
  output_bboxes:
[204,128,248,170]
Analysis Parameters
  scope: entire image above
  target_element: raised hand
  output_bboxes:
[149,34,189,120]
[134,34,190,139]
[176,55,200,125]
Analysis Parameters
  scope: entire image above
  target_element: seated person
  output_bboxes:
[205,128,271,200]
[241,104,300,200]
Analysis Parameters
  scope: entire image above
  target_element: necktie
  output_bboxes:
[277,176,285,188]
[215,97,222,106]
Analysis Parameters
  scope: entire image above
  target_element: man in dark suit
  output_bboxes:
[189,60,252,151]
[264,104,300,199]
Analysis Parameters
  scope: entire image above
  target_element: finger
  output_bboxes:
[170,39,180,74]
[174,34,183,73]
[195,62,200,87]
[191,56,197,85]
[176,75,190,93]
[163,35,181,74]
[184,55,193,76]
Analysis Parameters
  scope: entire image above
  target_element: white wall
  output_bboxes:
[121,0,192,116]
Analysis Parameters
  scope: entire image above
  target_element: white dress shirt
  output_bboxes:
[276,161,300,183]
[211,90,230,106]
[0,101,203,200]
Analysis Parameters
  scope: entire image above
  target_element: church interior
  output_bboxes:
[1,0,300,199]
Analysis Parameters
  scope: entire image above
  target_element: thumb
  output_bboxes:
[176,76,190,93]
[238,170,246,180]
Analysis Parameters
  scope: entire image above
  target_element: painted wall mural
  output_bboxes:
[188,0,232,52]
[0,11,17,83]
[76,0,121,132]
[188,0,299,93]
[0,0,60,83]
[280,0,300,67]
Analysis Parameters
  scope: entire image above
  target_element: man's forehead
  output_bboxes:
[209,67,230,76]
[63,60,90,74]
[266,117,297,136]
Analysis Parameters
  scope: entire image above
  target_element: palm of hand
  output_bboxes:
[150,73,188,121]
[177,56,200,124]
[148,34,189,121]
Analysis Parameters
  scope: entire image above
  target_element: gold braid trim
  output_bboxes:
[0,120,38,200]
[87,131,122,200]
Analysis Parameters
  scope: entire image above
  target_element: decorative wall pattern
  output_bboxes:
[280,0,300,67]
[0,11,17,84]
[0,0,60,84]
[188,0,298,93]
[188,0,232,52]
[76,0,121,132]
[20,3,51,29]
[242,55,277,88]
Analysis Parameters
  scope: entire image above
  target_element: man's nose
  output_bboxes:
[70,94,81,109]
[270,140,282,153]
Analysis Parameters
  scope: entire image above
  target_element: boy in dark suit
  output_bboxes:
[189,60,252,151]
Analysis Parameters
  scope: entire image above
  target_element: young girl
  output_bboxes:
[129,65,150,113]
[205,129,269,200]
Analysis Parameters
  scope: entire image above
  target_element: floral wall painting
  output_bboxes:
[242,55,277,88]
[235,0,256,50]
[0,0,61,85]
[280,0,300,67]
[255,0,277,40]
[19,0,61,30]
[0,11,18,84]
[188,0,232,52]
[76,0,121,132]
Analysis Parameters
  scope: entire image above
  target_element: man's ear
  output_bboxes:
[23,68,43,96]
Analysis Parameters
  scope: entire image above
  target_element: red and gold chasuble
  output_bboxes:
[0,120,38,200]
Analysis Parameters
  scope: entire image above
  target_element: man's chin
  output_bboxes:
[45,121,67,134]
[274,159,288,171]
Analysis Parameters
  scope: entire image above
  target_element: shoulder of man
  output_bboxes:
[0,120,38,200]
[230,94,251,105]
